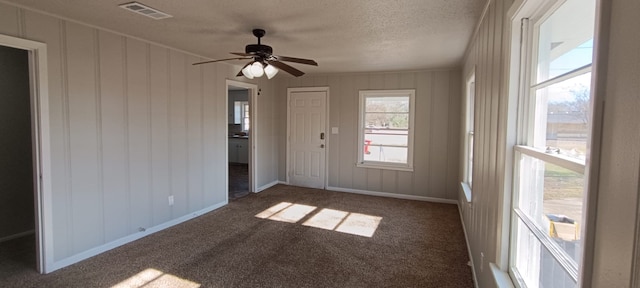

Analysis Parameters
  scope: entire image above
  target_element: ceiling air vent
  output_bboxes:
[119,2,172,20]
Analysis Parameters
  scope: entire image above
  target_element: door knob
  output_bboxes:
[320,144,325,148]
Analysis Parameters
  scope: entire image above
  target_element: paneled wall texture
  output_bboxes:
[458,0,512,287]
[0,2,280,269]
[275,71,462,200]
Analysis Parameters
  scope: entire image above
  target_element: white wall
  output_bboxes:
[590,0,640,286]
[275,71,462,200]
[459,0,640,287]
[0,2,278,272]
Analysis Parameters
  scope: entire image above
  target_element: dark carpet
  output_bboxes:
[0,185,473,287]
[229,163,249,200]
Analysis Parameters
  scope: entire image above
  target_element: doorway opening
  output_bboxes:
[226,80,258,201]
[0,34,51,273]
[0,44,36,275]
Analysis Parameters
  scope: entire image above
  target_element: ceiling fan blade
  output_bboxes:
[192,57,250,65]
[231,52,253,57]
[267,60,305,77]
[273,55,318,66]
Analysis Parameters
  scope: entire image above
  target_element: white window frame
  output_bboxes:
[357,89,415,171]
[508,0,595,286]
[234,100,249,131]
[241,101,250,132]
[462,70,476,202]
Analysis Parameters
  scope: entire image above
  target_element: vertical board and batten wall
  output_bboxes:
[458,0,512,287]
[253,77,279,190]
[0,2,278,272]
[275,70,462,200]
[460,0,640,287]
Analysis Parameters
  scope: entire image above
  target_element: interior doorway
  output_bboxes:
[0,44,36,274]
[0,34,50,273]
[226,80,258,201]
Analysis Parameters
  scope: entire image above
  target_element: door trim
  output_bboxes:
[226,79,258,197]
[286,87,330,188]
[0,34,51,273]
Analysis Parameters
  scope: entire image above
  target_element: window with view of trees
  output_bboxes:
[357,90,415,171]
[509,0,595,286]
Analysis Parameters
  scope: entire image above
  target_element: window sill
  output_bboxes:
[356,162,413,172]
[460,182,472,203]
[491,263,515,288]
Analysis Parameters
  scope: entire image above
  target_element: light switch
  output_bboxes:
[331,127,339,134]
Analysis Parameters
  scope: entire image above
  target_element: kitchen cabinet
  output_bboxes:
[228,137,248,164]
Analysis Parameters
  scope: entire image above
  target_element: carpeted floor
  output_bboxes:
[0,185,473,287]
[229,163,249,200]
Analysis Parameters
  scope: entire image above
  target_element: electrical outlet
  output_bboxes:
[480,252,485,272]
[168,195,174,206]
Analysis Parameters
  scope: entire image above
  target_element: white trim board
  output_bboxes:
[256,180,279,193]
[458,204,479,288]
[46,201,227,273]
[326,186,458,204]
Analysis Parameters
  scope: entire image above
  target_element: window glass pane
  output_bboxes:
[365,113,409,129]
[365,97,409,113]
[517,154,584,263]
[536,0,595,83]
[468,133,474,186]
[514,218,577,288]
[364,133,408,147]
[534,73,591,160]
[363,146,407,164]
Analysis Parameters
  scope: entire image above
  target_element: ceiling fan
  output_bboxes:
[192,29,318,78]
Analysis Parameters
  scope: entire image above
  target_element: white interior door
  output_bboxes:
[288,90,327,189]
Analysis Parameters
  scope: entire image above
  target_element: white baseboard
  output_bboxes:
[46,201,227,273]
[325,186,458,204]
[0,230,35,243]
[458,200,479,288]
[256,180,280,192]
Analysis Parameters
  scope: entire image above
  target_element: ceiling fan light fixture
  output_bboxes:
[250,61,265,77]
[241,64,255,79]
[264,64,278,79]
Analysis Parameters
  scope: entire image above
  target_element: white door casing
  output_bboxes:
[287,88,328,189]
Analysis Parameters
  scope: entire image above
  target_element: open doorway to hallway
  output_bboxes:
[228,85,249,199]
[0,44,37,274]
[227,81,257,200]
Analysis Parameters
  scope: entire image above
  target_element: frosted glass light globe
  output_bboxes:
[250,62,264,77]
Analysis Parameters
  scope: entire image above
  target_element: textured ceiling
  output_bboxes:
[4,0,485,75]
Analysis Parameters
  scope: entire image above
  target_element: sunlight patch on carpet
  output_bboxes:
[257,203,382,237]
[112,268,200,288]
[303,208,349,230]
[334,213,383,237]
[255,202,317,223]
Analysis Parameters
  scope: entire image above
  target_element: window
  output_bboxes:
[242,102,250,131]
[234,101,249,131]
[357,90,415,171]
[509,0,595,287]
[463,72,475,197]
